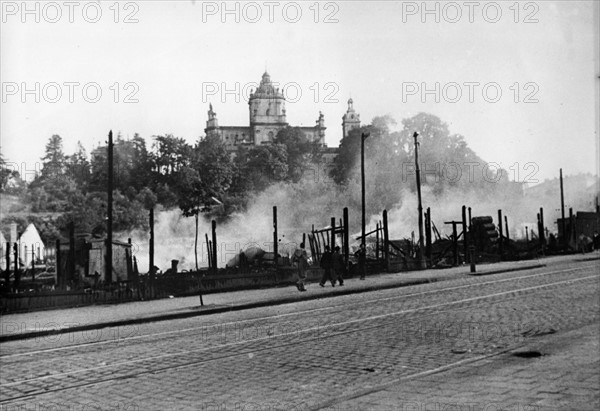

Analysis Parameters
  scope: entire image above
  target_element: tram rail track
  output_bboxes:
[1,265,597,405]
[1,263,595,358]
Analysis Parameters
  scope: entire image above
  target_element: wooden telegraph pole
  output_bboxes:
[413,132,426,269]
[361,132,369,248]
[106,130,114,284]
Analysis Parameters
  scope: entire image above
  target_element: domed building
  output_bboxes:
[204,72,359,155]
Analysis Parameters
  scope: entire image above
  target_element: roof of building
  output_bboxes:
[249,71,285,100]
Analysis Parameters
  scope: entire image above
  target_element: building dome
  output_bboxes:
[250,71,284,100]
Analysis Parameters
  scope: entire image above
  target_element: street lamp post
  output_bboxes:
[413,132,426,269]
[361,132,370,248]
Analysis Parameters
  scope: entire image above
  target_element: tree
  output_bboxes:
[231,144,288,194]
[274,127,322,182]
[128,134,153,192]
[65,141,91,191]
[152,134,192,176]
[329,124,375,185]
[397,113,488,193]
[0,154,19,193]
[40,134,67,181]
[176,135,234,269]
[150,134,193,207]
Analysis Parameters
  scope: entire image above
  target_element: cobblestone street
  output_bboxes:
[0,256,598,410]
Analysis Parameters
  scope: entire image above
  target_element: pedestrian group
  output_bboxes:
[291,242,367,292]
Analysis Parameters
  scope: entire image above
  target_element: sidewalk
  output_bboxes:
[0,257,559,342]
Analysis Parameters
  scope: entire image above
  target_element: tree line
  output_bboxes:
[1,113,518,245]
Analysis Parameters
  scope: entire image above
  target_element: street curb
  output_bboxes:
[468,263,546,276]
[0,263,544,343]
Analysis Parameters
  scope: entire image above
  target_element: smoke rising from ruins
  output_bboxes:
[124,130,597,272]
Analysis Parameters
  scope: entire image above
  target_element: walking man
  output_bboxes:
[355,243,366,280]
[292,242,308,291]
[319,245,334,287]
[332,246,345,286]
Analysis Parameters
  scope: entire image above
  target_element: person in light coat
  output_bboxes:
[292,243,308,291]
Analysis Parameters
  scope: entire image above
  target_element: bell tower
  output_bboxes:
[205,103,219,137]
[342,98,361,138]
[248,72,288,144]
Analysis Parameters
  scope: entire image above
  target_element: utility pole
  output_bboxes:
[559,168,566,249]
[361,132,370,248]
[413,132,426,269]
[106,130,113,284]
[273,206,278,262]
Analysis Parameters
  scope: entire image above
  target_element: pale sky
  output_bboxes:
[1,0,598,183]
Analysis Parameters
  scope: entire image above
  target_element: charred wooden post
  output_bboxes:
[425,208,432,266]
[340,218,344,256]
[205,233,211,269]
[31,246,35,282]
[539,207,545,247]
[127,238,133,280]
[106,130,114,284]
[444,221,460,266]
[537,212,542,249]
[273,206,278,261]
[149,207,155,281]
[468,207,474,250]
[452,222,458,266]
[55,239,61,289]
[194,215,199,271]
[525,226,529,242]
[338,223,343,259]
[343,207,349,265]
[569,207,575,248]
[302,233,306,249]
[497,210,504,260]
[308,234,316,263]
[383,209,389,271]
[211,220,218,272]
[331,218,336,252]
[68,222,75,286]
[314,230,322,262]
[504,216,510,242]
[13,243,19,289]
[375,222,380,261]
[310,225,316,260]
[560,168,566,248]
[4,242,10,287]
[198,272,204,306]
[462,206,468,263]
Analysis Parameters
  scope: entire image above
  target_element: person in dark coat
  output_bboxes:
[332,246,345,286]
[319,245,334,287]
[355,243,366,280]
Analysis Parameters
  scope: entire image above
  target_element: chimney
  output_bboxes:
[171,259,179,274]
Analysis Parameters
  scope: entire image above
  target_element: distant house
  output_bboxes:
[18,223,45,267]
[0,231,6,268]
[58,234,133,286]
